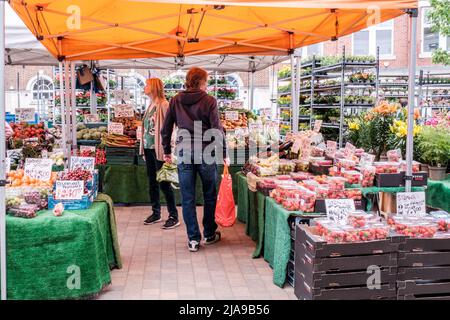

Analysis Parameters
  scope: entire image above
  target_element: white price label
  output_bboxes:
[84,114,99,123]
[70,156,95,172]
[325,199,356,225]
[397,192,426,216]
[359,153,375,167]
[15,108,35,122]
[55,180,84,200]
[114,104,134,118]
[326,140,337,156]
[225,111,239,121]
[114,89,130,101]
[80,145,96,154]
[108,122,124,135]
[24,158,53,181]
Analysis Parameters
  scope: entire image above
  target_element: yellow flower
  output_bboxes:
[413,124,422,136]
[348,121,360,131]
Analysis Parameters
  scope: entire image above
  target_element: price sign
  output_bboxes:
[291,136,302,154]
[70,156,95,172]
[108,122,124,135]
[225,111,239,121]
[325,199,356,225]
[397,192,426,216]
[345,142,356,154]
[114,104,134,118]
[313,120,323,132]
[24,158,53,181]
[359,153,375,167]
[326,140,337,157]
[84,114,99,123]
[80,145,96,154]
[114,89,130,102]
[15,108,35,122]
[55,180,84,200]
[300,136,312,159]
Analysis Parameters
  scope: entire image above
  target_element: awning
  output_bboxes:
[9,0,417,61]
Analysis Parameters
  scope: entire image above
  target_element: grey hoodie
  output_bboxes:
[161,89,228,159]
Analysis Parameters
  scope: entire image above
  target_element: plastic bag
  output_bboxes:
[156,163,179,189]
[215,165,236,227]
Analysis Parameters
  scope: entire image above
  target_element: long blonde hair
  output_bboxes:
[146,78,167,102]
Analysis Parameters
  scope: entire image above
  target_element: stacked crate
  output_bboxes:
[397,236,450,300]
[105,146,136,165]
[294,224,398,300]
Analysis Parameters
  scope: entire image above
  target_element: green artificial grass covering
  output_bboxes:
[426,175,450,212]
[5,195,121,300]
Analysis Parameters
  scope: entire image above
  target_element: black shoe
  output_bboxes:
[144,214,162,225]
[162,217,180,229]
[204,231,221,245]
[188,240,200,252]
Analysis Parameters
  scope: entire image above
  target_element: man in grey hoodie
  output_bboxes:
[161,67,229,252]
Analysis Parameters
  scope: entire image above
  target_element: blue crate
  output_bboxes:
[48,190,95,210]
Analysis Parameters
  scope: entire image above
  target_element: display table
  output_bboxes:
[98,164,241,205]
[5,194,121,300]
[426,175,450,212]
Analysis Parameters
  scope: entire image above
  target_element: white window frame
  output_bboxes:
[420,5,448,58]
[301,43,323,58]
[26,75,54,102]
[352,20,395,59]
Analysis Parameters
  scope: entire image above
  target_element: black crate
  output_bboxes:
[375,172,405,187]
[398,236,450,252]
[296,267,397,289]
[398,294,450,300]
[314,198,367,213]
[295,278,396,300]
[397,280,450,298]
[398,251,450,267]
[398,266,450,281]
[295,225,400,258]
[106,146,137,157]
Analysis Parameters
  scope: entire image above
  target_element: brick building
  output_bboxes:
[5,1,449,115]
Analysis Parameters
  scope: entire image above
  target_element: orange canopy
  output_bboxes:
[9,0,417,61]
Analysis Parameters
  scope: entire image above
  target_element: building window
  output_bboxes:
[353,20,394,57]
[422,7,440,54]
[300,43,323,57]
[29,76,54,101]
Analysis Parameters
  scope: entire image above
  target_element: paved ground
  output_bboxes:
[97,206,296,300]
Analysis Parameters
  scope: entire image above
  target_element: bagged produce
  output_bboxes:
[156,163,179,188]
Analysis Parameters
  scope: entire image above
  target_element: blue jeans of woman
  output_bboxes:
[177,158,218,242]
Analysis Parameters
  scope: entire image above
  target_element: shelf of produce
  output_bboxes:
[278,104,291,109]
[379,83,409,87]
[343,104,375,108]
[277,77,292,82]
[314,62,376,73]
[311,104,340,109]
[420,83,450,87]
[277,91,291,96]
[312,122,344,129]
[383,95,408,98]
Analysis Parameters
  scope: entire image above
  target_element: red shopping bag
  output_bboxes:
[215,165,236,227]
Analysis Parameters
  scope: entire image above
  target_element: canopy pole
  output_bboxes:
[17,72,20,108]
[59,62,68,162]
[107,69,111,124]
[293,53,301,133]
[64,62,72,162]
[0,0,7,301]
[250,71,255,111]
[214,71,218,99]
[70,62,77,149]
[405,9,418,192]
[290,55,296,132]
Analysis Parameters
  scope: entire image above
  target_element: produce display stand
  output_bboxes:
[3,0,420,301]
[418,71,450,119]
[379,74,410,103]
[4,195,121,300]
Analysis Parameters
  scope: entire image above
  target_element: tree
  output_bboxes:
[428,0,450,65]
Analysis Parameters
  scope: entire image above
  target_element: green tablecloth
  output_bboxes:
[236,172,248,223]
[5,194,121,300]
[99,164,241,205]
[426,175,450,212]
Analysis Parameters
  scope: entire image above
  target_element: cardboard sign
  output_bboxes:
[15,108,35,122]
[325,199,356,225]
[55,180,84,200]
[359,153,375,167]
[313,120,323,132]
[114,89,130,101]
[225,111,239,121]
[397,192,426,216]
[108,122,124,135]
[80,145,96,154]
[70,156,95,172]
[84,114,99,123]
[114,104,134,118]
[24,158,53,181]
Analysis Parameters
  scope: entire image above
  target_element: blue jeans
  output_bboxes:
[177,160,218,242]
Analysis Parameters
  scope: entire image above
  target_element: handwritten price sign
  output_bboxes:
[15,108,35,122]
[55,180,84,200]
[108,122,124,135]
[24,158,53,181]
[70,156,95,172]
[225,111,239,121]
[80,146,96,154]
[397,192,426,216]
[114,104,134,118]
[325,199,356,225]
[84,114,99,123]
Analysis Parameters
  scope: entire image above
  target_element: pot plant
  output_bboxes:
[417,126,450,180]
